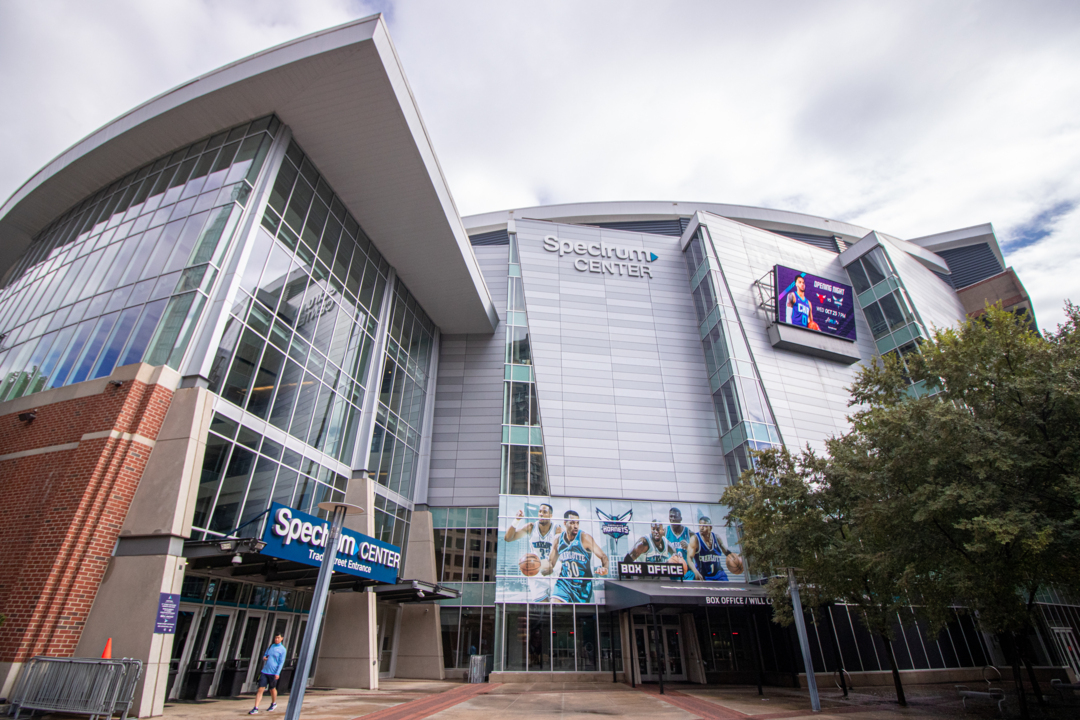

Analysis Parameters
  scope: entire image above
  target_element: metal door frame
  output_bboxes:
[1051,626,1080,678]
[199,607,239,696]
[631,613,687,682]
[168,603,206,700]
[237,610,269,693]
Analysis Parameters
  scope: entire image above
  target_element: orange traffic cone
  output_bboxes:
[102,638,112,659]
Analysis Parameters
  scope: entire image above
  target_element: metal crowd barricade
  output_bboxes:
[7,656,143,720]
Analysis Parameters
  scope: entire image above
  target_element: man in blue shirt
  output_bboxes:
[249,633,286,714]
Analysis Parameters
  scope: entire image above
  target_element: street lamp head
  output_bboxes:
[316,501,365,515]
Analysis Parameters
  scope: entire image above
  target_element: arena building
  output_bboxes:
[0,14,1075,717]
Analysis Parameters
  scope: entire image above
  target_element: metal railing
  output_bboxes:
[7,657,143,720]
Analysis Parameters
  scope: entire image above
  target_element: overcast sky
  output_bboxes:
[1,0,1078,328]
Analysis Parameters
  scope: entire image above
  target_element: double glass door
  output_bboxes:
[168,605,296,699]
[169,605,238,699]
[632,614,686,682]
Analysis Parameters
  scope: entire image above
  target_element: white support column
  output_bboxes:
[412,329,440,506]
[182,124,293,383]
[313,473,379,689]
[351,269,397,471]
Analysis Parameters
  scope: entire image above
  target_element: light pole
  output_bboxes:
[787,567,820,712]
[283,500,364,720]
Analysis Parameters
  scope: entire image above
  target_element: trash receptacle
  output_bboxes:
[278,663,295,692]
[468,655,486,683]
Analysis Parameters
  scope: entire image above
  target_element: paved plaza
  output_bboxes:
[148,679,1078,720]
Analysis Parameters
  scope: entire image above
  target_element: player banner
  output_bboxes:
[497,495,746,604]
[775,265,857,341]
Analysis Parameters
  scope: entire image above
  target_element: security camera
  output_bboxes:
[231,553,243,566]
[417,590,425,598]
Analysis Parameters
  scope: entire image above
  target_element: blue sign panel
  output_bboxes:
[261,502,400,584]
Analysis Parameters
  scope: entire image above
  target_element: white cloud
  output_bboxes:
[2,0,1078,327]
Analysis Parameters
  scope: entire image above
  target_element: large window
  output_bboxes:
[496,603,621,673]
[0,117,277,401]
[192,412,348,539]
[208,139,388,462]
[433,507,498,670]
[500,234,549,495]
[684,226,780,479]
[367,282,436,500]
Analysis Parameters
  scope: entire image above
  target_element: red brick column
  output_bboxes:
[0,370,173,663]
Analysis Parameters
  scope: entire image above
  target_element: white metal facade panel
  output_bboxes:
[696,213,879,454]
[515,219,725,503]
[426,246,508,507]
[883,238,969,335]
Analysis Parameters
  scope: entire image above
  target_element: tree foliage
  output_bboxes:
[723,304,1080,712]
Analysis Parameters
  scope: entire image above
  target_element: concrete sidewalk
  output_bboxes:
[150,680,1075,720]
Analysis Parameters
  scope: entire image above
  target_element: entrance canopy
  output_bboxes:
[603,580,772,612]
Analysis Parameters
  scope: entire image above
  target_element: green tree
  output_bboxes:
[728,304,1080,718]
[843,304,1080,716]
[722,446,917,706]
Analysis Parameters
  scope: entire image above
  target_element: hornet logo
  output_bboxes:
[596,508,632,540]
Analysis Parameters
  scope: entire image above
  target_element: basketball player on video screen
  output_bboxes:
[505,504,560,602]
[541,510,608,603]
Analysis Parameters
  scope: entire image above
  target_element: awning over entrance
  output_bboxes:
[604,580,772,612]
[374,580,460,604]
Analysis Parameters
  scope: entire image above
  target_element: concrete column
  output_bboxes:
[312,592,379,689]
[620,611,637,686]
[312,471,378,689]
[74,380,214,717]
[392,511,444,679]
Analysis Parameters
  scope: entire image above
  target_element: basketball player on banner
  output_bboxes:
[687,515,744,581]
[665,507,697,581]
[624,520,687,574]
[540,510,609,603]
[504,504,560,602]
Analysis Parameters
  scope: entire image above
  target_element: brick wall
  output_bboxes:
[0,372,174,662]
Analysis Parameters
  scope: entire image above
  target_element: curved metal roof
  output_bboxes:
[462,200,874,243]
[0,15,498,334]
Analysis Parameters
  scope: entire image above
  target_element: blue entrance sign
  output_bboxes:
[261,502,401,584]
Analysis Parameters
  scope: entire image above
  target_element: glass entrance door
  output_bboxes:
[200,609,238,696]
[166,608,198,700]
[377,605,399,677]
[236,612,267,692]
[631,614,687,682]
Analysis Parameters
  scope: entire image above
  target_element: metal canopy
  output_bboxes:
[373,580,460,604]
[185,549,379,591]
[603,579,771,612]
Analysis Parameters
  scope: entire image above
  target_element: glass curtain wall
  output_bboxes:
[192,411,348,538]
[207,139,389,463]
[431,507,498,601]
[367,281,436,501]
[844,246,931,394]
[432,507,498,670]
[0,117,279,400]
[684,225,780,480]
[495,604,622,673]
[500,233,549,495]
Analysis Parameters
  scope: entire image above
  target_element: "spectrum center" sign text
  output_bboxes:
[543,235,658,279]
